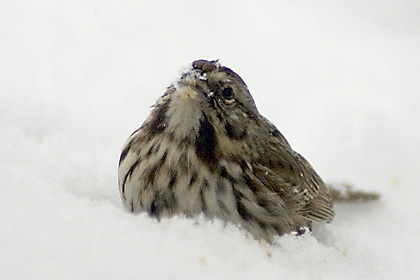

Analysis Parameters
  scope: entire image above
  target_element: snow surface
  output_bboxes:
[1,1,420,279]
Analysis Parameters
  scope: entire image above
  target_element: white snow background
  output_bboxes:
[1,1,419,279]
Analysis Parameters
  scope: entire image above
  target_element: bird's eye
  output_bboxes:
[221,87,234,103]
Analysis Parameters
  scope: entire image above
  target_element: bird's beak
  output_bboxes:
[177,69,210,102]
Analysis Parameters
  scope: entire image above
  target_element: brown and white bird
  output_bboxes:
[118,59,335,242]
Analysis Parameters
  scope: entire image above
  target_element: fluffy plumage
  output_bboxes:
[118,60,334,242]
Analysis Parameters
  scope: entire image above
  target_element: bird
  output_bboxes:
[118,59,335,242]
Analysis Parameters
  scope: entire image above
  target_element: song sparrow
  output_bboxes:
[118,60,335,242]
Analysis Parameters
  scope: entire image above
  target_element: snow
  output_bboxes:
[1,0,420,279]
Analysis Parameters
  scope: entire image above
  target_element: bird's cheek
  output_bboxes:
[224,120,247,140]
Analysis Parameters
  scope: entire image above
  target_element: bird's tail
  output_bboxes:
[328,183,380,203]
